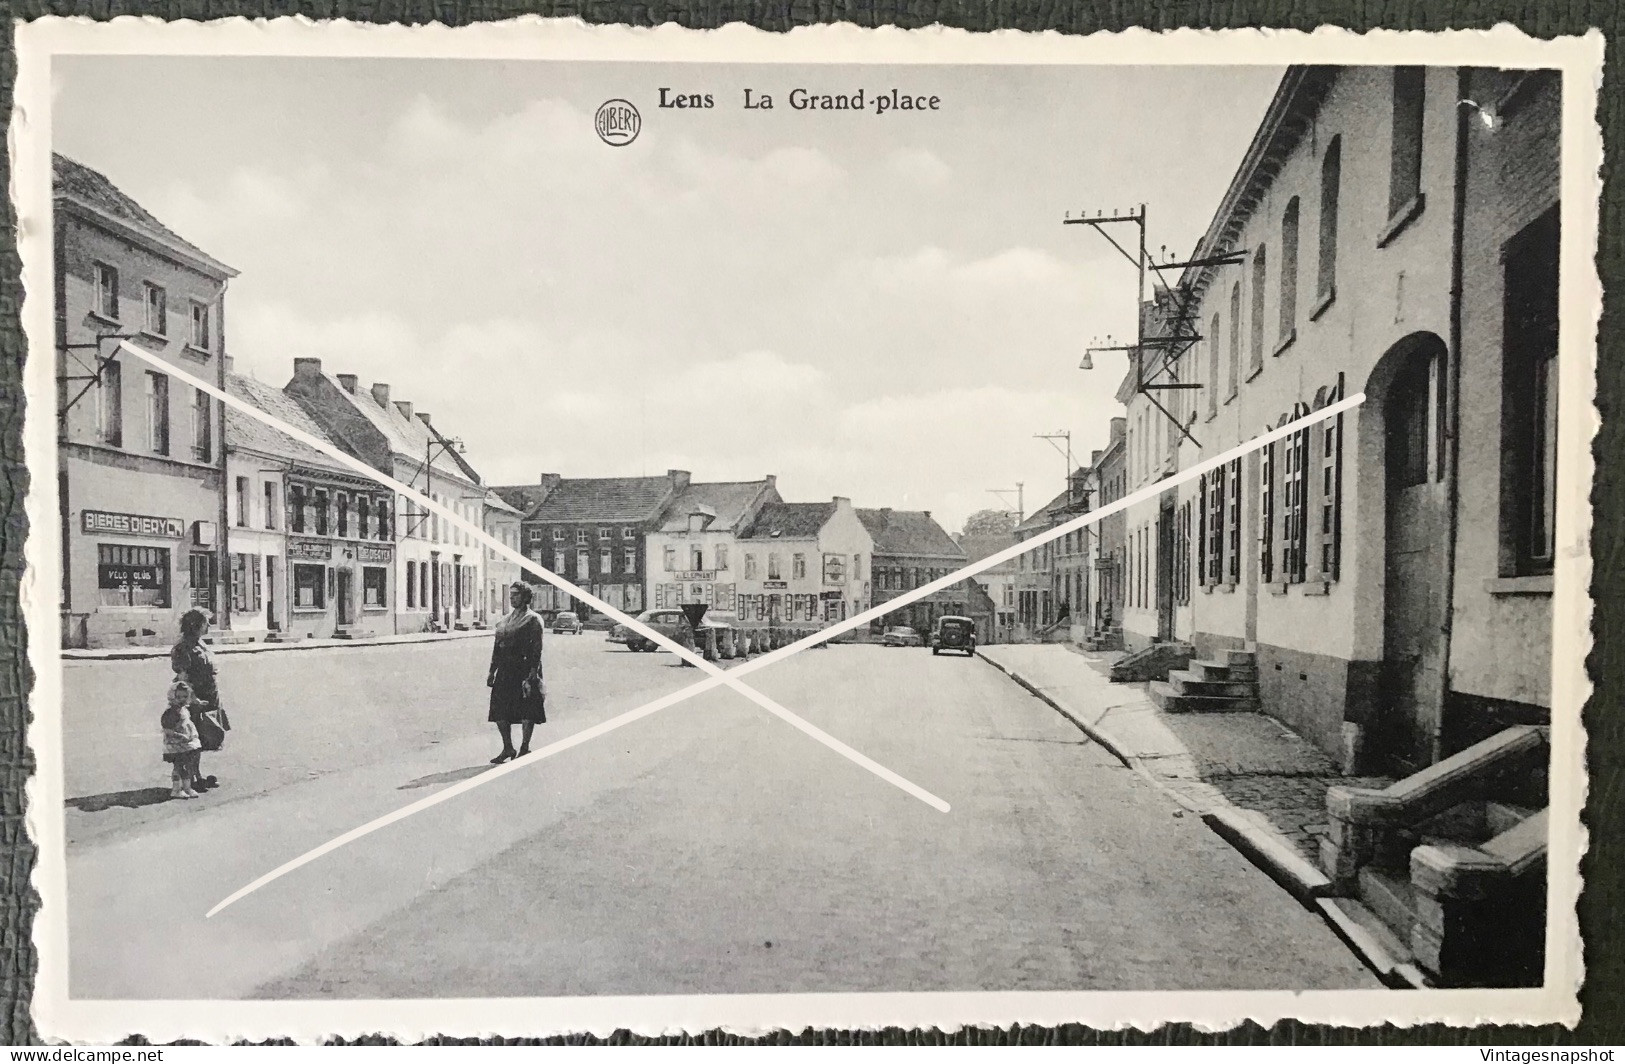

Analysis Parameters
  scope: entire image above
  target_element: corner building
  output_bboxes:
[1119,66,1559,777]
[54,155,236,648]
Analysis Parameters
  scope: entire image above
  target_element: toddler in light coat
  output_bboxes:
[162,679,203,800]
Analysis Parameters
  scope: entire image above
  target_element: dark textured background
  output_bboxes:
[1,2,1619,1046]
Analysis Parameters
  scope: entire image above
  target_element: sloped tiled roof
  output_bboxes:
[741,502,835,541]
[53,153,234,276]
[225,374,352,473]
[958,533,1017,565]
[1014,488,1071,536]
[304,369,482,486]
[491,484,555,518]
[531,476,675,524]
[484,490,524,516]
[856,509,965,559]
[656,480,773,533]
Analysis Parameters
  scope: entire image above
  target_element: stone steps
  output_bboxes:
[1147,650,1260,713]
[1148,680,1260,714]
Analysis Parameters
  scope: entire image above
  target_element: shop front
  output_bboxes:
[283,536,393,640]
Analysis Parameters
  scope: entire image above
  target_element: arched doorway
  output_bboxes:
[1372,332,1452,775]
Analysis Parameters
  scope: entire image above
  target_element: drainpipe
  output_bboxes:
[1435,67,1471,764]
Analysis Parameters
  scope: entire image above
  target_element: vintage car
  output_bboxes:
[881,626,924,648]
[624,609,740,653]
[550,610,583,635]
[931,615,978,656]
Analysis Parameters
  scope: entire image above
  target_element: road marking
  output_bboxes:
[117,341,1359,916]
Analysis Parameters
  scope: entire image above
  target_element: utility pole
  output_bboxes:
[1034,431,1074,501]
[987,484,1024,524]
[1065,203,1245,450]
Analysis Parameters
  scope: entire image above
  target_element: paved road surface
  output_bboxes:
[62,637,1379,998]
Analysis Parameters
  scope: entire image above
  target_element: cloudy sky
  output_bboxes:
[54,56,1281,532]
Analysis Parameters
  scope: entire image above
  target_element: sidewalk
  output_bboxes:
[61,626,493,661]
[978,642,1389,903]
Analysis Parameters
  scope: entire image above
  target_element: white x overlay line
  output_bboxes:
[109,341,1360,918]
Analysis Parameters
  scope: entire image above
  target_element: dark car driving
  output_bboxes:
[931,615,977,656]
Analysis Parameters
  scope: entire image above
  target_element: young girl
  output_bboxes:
[162,679,203,800]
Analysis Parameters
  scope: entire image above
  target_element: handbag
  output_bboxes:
[193,704,228,752]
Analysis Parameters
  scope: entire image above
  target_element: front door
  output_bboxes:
[1155,498,1175,642]
[336,568,353,628]
[265,555,277,631]
[1382,341,1451,774]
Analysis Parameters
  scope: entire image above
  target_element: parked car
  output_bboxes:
[931,615,977,656]
[881,626,924,648]
[581,613,618,632]
[608,621,631,645]
[624,608,740,653]
[551,610,583,635]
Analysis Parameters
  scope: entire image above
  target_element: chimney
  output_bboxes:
[668,468,691,491]
[223,354,235,375]
[540,473,562,489]
[1091,449,1103,465]
[371,382,391,407]
[765,474,777,489]
[336,373,358,394]
[294,356,323,379]
[393,400,414,421]
[833,496,851,508]
[417,412,433,428]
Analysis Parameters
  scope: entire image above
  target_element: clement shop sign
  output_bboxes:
[81,509,185,538]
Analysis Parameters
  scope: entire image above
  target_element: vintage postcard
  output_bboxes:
[12,16,1600,1042]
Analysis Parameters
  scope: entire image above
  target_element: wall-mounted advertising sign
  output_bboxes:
[82,510,184,538]
[288,539,333,560]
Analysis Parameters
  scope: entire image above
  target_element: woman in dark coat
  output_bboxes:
[170,607,229,789]
[488,582,546,763]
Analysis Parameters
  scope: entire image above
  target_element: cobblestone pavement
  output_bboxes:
[980,644,1391,865]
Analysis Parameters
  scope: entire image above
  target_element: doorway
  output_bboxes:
[265,555,278,631]
[1380,333,1452,774]
[336,568,354,629]
[1156,497,1175,642]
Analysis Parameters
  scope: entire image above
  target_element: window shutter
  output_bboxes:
[1197,474,1208,587]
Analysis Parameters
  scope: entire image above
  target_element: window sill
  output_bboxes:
[1267,583,1288,597]
[1377,193,1426,248]
[87,311,120,328]
[1201,585,1213,595]
[1309,287,1336,321]
[1484,574,1553,596]
[1273,329,1297,358]
[1217,583,1236,595]
[291,607,327,615]
[1298,581,1331,597]
[180,345,212,362]
[1245,361,1264,383]
[139,328,170,344]
[1223,390,1237,407]
[363,605,389,613]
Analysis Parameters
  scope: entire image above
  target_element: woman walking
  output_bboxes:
[170,608,229,790]
[488,583,546,763]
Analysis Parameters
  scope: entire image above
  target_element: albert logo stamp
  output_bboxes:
[594,98,641,146]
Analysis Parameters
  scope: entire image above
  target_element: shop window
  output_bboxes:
[1389,67,1426,220]
[146,372,169,455]
[94,262,119,320]
[1318,136,1342,303]
[1279,198,1300,343]
[1501,204,1561,576]
[144,283,167,336]
[97,543,171,608]
[364,567,387,608]
[294,563,326,609]
[97,360,123,447]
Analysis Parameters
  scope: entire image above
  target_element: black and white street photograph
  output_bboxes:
[15,20,1597,1039]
